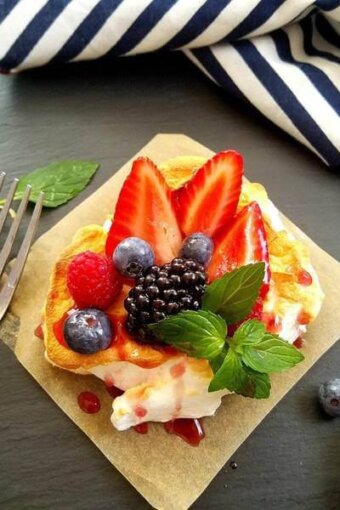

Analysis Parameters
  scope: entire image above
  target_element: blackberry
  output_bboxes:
[124,257,207,343]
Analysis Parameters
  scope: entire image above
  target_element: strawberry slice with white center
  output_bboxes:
[207,201,270,296]
[106,157,182,265]
[175,150,243,237]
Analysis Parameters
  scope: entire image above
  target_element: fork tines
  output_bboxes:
[0,173,44,321]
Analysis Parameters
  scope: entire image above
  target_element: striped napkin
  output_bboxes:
[1,0,339,167]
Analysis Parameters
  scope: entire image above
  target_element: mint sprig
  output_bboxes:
[148,263,305,400]
[208,319,303,397]
[209,350,271,399]
[202,263,265,324]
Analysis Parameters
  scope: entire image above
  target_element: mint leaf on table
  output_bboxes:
[202,263,265,324]
[148,310,227,360]
[242,335,304,373]
[10,160,99,208]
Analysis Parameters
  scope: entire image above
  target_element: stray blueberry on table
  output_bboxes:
[318,379,340,417]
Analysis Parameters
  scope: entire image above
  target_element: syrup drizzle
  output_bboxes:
[293,337,304,349]
[134,423,149,434]
[34,323,44,340]
[297,309,311,325]
[297,269,313,286]
[53,312,70,347]
[164,418,205,446]
[78,391,101,414]
[106,384,124,399]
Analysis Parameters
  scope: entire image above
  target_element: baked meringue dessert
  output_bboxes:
[41,151,324,440]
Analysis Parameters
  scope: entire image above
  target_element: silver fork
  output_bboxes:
[0,172,44,321]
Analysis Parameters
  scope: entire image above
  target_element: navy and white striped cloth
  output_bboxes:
[1,1,339,167]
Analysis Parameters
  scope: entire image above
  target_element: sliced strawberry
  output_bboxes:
[207,202,270,295]
[175,150,243,237]
[106,157,182,265]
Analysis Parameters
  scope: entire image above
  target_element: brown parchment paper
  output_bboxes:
[2,134,340,510]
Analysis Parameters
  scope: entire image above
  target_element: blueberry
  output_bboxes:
[180,233,214,266]
[113,237,154,277]
[319,379,340,417]
[64,309,112,354]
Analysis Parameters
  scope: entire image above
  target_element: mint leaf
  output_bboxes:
[148,310,227,360]
[209,349,248,393]
[202,263,265,324]
[233,319,266,352]
[243,366,271,399]
[243,335,304,373]
[209,351,227,374]
[209,349,270,398]
[14,160,99,208]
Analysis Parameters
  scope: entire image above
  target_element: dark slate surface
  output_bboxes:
[0,53,339,510]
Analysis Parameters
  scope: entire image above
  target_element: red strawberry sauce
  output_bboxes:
[164,418,205,446]
[34,323,44,340]
[78,391,101,414]
[134,423,149,434]
[293,337,304,349]
[297,269,313,286]
[53,312,71,347]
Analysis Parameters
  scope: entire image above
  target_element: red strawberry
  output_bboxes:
[207,201,270,295]
[175,150,243,237]
[106,157,182,265]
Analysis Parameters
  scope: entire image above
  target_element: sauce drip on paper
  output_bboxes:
[78,391,101,414]
[164,418,205,446]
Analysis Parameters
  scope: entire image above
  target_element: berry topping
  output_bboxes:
[106,157,182,265]
[67,251,122,310]
[124,257,207,342]
[180,232,214,266]
[64,309,112,354]
[319,379,340,418]
[113,237,154,277]
[175,150,243,237]
[208,201,270,297]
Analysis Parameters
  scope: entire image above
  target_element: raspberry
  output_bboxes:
[67,251,122,310]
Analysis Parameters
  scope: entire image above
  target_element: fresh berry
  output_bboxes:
[113,237,154,277]
[64,309,112,354]
[174,151,243,237]
[207,202,270,297]
[106,157,182,265]
[318,379,340,417]
[180,232,214,266]
[67,251,122,310]
[124,258,206,342]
